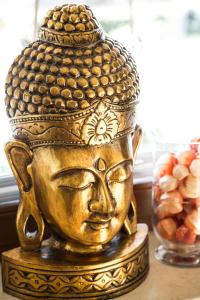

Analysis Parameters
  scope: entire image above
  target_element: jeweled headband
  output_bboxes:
[5,4,139,148]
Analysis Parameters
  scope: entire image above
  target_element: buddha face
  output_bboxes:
[31,135,134,249]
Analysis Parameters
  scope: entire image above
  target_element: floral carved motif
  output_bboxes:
[81,102,119,145]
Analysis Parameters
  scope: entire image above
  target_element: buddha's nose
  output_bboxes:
[89,181,115,216]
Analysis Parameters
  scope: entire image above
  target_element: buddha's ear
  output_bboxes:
[132,124,142,164]
[4,140,33,191]
[4,140,44,250]
[123,125,143,236]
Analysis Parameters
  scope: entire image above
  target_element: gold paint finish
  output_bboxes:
[5,10,139,119]
[96,158,107,171]
[2,225,149,300]
[2,3,148,299]
[30,135,134,252]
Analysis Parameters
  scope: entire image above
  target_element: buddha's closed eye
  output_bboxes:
[59,182,94,191]
[56,169,95,190]
[107,161,133,183]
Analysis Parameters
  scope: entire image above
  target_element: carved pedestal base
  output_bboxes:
[2,224,148,300]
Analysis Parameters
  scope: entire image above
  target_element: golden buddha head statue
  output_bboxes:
[4,4,141,253]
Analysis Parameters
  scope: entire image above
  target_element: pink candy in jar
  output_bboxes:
[153,137,200,266]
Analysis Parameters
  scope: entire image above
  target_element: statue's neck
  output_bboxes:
[42,236,107,254]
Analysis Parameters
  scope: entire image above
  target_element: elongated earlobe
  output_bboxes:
[124,196,137,235]
[5,140,44,250]
[124,125,143,235]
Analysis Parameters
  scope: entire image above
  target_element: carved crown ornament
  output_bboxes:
[5,3,140,147]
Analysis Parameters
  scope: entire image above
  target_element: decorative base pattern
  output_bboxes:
[2,224,149,300]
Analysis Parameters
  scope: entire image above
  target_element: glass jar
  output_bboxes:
[152,138,200,266]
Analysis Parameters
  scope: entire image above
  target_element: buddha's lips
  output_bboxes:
[86,219,112,230]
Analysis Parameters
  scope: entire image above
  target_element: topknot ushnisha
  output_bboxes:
[42,4,99,33]
[39,4,104,47]
[5,4,139,118]
[5,4,140,147]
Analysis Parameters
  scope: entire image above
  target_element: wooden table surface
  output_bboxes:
[1,233,200,300]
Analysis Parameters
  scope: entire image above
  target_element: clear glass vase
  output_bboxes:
[152,139,200,267]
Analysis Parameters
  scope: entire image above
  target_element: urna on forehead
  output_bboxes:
[5,3,140,148]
